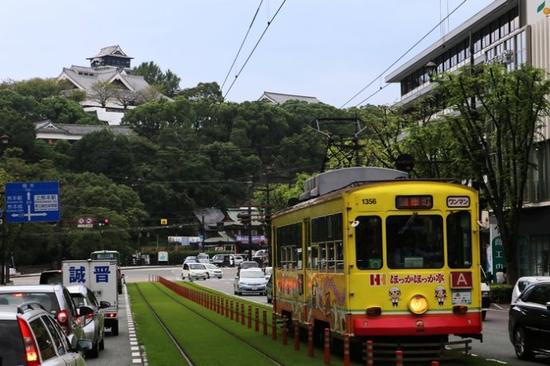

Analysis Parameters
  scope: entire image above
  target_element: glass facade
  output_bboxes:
[400,7,522,97]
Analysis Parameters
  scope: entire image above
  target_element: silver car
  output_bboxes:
[0,303,91,365]
[67,285,107,358]
[0,285,88,349]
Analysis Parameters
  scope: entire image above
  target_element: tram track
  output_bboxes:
[151,282,287,366]
[134,283,196,366]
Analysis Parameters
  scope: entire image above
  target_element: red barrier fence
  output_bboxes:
[323,328,330,364]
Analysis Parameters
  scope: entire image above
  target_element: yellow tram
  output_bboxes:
[271,167,482,345]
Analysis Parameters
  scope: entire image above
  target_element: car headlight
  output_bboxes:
[408,295,429,315]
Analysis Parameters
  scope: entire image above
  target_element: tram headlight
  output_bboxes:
[408,295,429,315]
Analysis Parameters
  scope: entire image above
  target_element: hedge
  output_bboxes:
[490,284,513,304]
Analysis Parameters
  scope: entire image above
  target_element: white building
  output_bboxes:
[58,46,161,125]
[386,0,550,276]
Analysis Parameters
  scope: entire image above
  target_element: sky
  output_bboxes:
[0,0,494,107]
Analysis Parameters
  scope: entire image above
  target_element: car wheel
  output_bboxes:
[206,273,210,279]
[481,310,487,321]
[514,327,534,360]
[87,340,99,358]
[111,321,119,336]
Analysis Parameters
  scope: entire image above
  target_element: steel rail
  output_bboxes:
[152,282,286,366]
[134,283,196,366]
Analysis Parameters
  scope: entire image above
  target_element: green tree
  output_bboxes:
[131,61,181,97]
[179,82,223,103]
[38,97,102,125]
[434,64,550,283]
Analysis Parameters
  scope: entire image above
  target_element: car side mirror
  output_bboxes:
[99,301,111,309]
[75,339,93,352]
[546,302,550,311]
[78,305,94,317]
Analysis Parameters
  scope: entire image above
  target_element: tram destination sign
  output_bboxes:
[4,181,60,223]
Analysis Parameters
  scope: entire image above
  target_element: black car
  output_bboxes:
[508,282,550,360]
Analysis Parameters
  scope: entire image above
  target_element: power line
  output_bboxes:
[340,0,468,109]
[354,84,391,107]
[220,0,265,90]
[223,0,288,98]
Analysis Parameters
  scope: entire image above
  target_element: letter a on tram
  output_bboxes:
[451,272,472,289]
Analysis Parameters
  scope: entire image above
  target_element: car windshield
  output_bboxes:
[188,264,204,270]
[39,272,62,285]
[518,281,529,292]
[0,292,60,315]
[0,320,25,365]
[241,271,264,278]
[205,264,216,269]
[70,294,89,307]
[185,257,197,261]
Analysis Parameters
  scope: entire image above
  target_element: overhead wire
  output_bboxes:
[223,0,288,98]
[340,0,469,109]
[220,0,265,90]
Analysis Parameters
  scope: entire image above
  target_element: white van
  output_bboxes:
[197,253,210,264]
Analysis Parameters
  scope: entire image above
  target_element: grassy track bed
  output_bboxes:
[128,285,186,365]
[130,283,280,366]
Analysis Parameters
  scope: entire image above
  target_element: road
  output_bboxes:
[12,273,136,366]
[464,306,550,366]
[13,266,550,365]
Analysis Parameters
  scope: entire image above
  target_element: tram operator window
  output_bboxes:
[387,215,443,269]
[447,211,472,268]
[355,216,383,270]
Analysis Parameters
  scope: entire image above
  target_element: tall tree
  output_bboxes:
[434,64,550,283]
[90,81,117,108]
[132,61,181,97]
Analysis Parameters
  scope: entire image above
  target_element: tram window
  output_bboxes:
[447,211,472,268]
[387,215,443,269]
[319,245,327,272]
[276,223,302,269]
[335,241,344,271]
[296,247,303,270]
[355,216,382,270]
[309,245,319,269]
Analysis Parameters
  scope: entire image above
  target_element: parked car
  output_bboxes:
[263,266,273,281]
[240,261,260,270]
[266,274,273,304]
[203,263,223,279]
[183,256,198,266]
[232,255,244,267]
[234,268,268,295]
[0,303,91,366]
[67,285,108,358]
[39,269,63,285]
[197,253,210,264]
[508,281,550,360]
[0,285,89,349]
[182,263,208,281]
[511,276,550,305]
[212,254,227,267]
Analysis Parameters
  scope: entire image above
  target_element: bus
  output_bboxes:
[271,167,482,353]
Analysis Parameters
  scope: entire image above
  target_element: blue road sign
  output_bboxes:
[4,181,60,223]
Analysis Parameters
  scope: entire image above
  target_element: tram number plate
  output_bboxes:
[447,196,470,208]
[452,290,472,305]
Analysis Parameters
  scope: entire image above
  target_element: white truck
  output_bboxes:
[62,259,120,335]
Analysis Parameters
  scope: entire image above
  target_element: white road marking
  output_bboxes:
[486,359,507,364]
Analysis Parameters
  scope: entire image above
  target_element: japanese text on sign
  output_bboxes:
[33,194,59,211]
[93,266,111,283]
[390,273,445,285]
[69,266,86,283]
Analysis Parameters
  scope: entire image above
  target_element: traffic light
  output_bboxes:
[237,212,251,226]
[98,218,110,227]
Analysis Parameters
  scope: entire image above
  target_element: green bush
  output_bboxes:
[490,284,513,304]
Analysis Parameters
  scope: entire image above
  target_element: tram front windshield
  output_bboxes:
[387,215,443,269]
